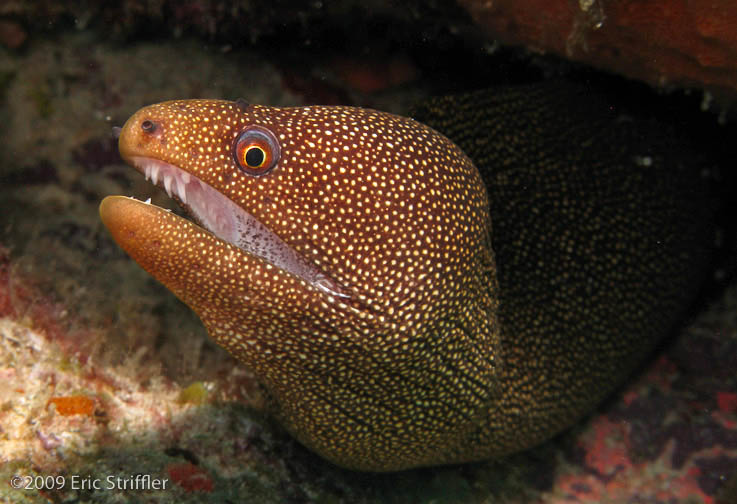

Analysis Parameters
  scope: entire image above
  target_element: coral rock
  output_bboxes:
[460,0,737,98]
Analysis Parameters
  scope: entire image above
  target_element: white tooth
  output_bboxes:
[150,165,160,185]
[177,177,186,201]
[144,198,152,204]
[181,172,190,183]
[144,165,151,180]
[164,175,172,197]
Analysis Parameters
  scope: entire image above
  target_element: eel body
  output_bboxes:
[100,83,712,471]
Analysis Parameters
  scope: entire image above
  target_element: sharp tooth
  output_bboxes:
[178,178,188,204]
[144,164,151,180]
[181,172,190,183]
[164,174,173,197]
[150,164,160,185]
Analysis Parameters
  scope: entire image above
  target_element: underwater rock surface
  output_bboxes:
[460,0,737,101]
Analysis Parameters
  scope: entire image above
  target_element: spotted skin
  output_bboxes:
[101,87,712,471]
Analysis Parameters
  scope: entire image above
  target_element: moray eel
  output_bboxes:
[100,82,713,471]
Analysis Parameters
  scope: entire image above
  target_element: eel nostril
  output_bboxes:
[141,120,158,134]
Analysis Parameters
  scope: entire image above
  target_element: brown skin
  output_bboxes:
[102,87,712,471]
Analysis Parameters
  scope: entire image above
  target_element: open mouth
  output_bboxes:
[129,155,350,299]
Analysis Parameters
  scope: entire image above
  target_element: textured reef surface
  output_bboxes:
[3,0,737,107]
[0,9,736,504]
[459,0,737,103]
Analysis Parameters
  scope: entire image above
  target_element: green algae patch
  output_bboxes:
[178,382,208,405]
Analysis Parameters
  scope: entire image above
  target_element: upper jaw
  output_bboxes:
[123,152,351,300]
[116,106,352,300]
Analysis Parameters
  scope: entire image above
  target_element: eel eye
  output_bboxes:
[233,125,280,176]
